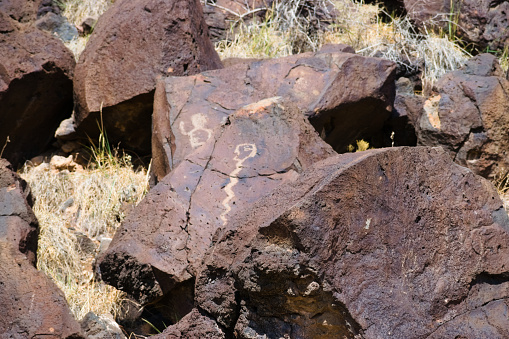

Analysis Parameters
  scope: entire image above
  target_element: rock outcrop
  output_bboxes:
[415,54,509,179]
[72,0,223,157]
[97,98,336,313]
[0,12,75,168]
[172,146,509,338]
[152,47,396,182]
[0,159,84,338]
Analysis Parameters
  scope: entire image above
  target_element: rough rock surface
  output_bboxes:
[187,146,509,338]
[0,159,84,338]
[385,0,509,51]
[0,159,38,265]
[152,47,396,182]
[152,308,225,339]
[416,53,509,179]
[0,0,58,24]
[0,243,85,338]
[0,12,75,168]
[73,0,223,157]
[98,98,336,310]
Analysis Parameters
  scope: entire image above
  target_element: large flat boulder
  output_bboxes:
[0,12,75,168]
[97,98,336,312]
[72,0,223,157]
[0,158,84,338]
[152,47,396,182]
[180,146,509,338]
[415,53,509,179]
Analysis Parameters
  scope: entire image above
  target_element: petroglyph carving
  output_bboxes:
[220,143,257,225]
[179,113,213,148]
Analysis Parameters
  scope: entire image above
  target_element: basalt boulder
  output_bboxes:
[184,146,509,338]
[72,0,223,157]
[0,13,75,168]
[0,158,84,338]
[415,53,509,179]
[0,158,38,265]
[152,47,396,182]
[97,98,336,317]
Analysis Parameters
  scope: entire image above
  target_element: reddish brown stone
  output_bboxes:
[0,242,84,338]
[152,47,396,182]
[72,0,223,157]
[152,308,225,339]
[0,159,38,265]
[0,158,84,338]
[98,98,336,309]
[0,13,75,168]
[415,53,509,179]
[191,146,509,338]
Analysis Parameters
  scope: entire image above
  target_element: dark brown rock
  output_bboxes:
[0,13,75,168]
[98,98,336,308]
[0,242,85,338]
[73,0,223,157]
[152,308,225,339]
[415,53,509,179]
[0,158,38,265]
[0,158,84,338]
[152,47,396,182]
[191,146,509,338]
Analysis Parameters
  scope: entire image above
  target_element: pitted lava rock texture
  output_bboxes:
[0,12,75,168]
[0,158,84,338]
[73,0,223,157]
[183,147,509,338]
[98,98,336,309]
[152,47,396,182]
[416,53,509,179]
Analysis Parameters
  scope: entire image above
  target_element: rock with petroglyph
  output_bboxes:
[97,98,336,312]
[0,158,84,338]
[0,11,75,168]
[176,146,509,338]
[415,54,509,179]
[72,0,222,158]
[151,46,396,182]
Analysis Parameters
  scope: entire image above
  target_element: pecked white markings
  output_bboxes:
[220,143,257,225]
[179,113,213,148]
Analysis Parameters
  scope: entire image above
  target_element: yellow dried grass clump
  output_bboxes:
[20,154,149,320]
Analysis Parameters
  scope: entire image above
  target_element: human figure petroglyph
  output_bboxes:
[220,143,257,225]
[179,113,213,148]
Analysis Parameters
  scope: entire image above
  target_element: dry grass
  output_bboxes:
[20,152,149,320]
[59,0,114,58]
[217,0,471,94]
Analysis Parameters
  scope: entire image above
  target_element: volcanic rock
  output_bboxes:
[0,158,38,265]
[152,308,225,339]
[72,0,223,158]
[152,47,396,182]
[190,146,509,338]
[416,53,509,179]
[0,158,84,338]
[0,12,75,168]
[98,98,336,311]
